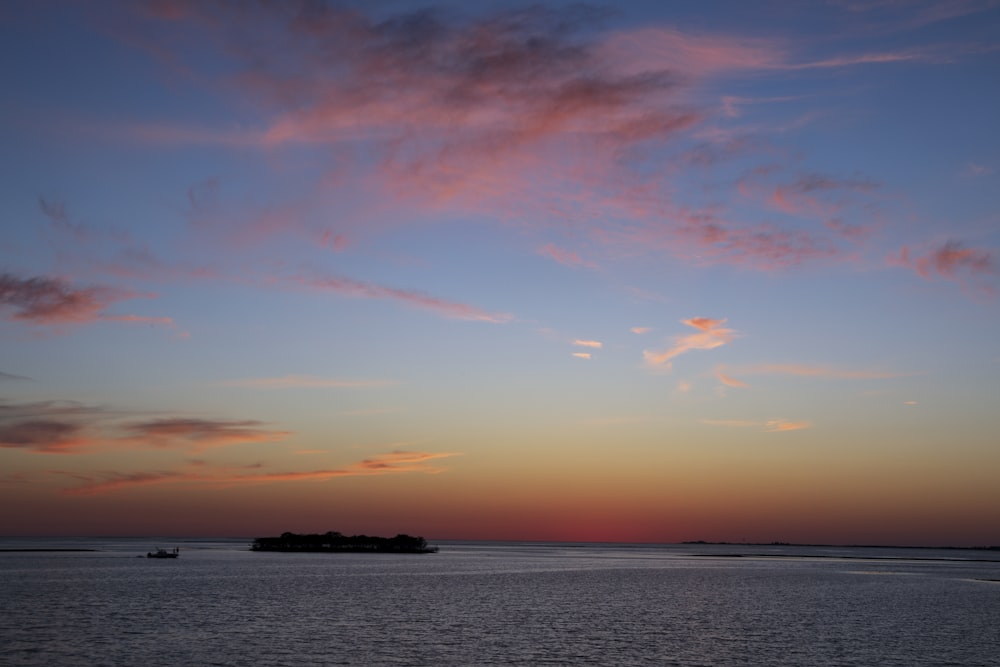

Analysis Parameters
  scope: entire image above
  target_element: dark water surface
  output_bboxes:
[1,538,998,666]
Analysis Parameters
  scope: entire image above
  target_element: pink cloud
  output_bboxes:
[110,2,925,280]
[0,273,118,324]
[538,243,594,269]
[644,317,737,370]
[768,173,879,217]
[572,352,592,360]
[599,27,785,78]
[784,50,933,70]
[631,327,652,335]
[573,339,603,349]
[0,272,173,329]
[889,240,995,291]
[294,274,512,323]
[963,162,992,177]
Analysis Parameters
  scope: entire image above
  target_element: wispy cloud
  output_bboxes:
[0,400,111,454]
[573,339,603,349]
[716,368,750,388]
[572,352,592,360]
[61,450,462,495]
[356,450,460,472]
[0,272,172,328]
[538,243,596,269]
[220,375,398,389]
[963,162,992,177]
[0,419,93,454]
[0,371,30,381]
[0,273,120,325]
[782,49,939,70]
[644,317,737,370]
[888,240,995,292]
[122,418,290,451]
[103,2,940,281]
[0,400,290,454]
[293,275,512,323]
[765,419,812,432]
[631,327,652,335]
[702,418,812,432]
[768,173,879,216]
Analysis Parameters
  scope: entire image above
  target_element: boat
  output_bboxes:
[146,547,179,559]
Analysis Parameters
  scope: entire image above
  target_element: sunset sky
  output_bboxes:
[1,0,998,546]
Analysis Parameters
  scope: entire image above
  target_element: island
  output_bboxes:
[250,531,437,554]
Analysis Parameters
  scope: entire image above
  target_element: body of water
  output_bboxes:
[1,538,998,666]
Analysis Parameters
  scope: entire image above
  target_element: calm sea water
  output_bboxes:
[1,538,998,666]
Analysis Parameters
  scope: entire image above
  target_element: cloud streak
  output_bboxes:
[293,275,512,323]
[122,418,290,450]
[0,400,290,454]
[702,418,812,432]
[61,450,462,495]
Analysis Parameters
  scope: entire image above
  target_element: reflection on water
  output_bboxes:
[1,539,998,666]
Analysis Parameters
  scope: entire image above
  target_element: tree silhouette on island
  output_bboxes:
[251,531,437,554]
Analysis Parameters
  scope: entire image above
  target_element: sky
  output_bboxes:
[1,0,998,546]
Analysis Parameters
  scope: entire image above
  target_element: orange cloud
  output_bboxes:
[61,450,462,495]
[573,340,603,349]
[765,419,812,432]
[716,368,750,388]
[644,317,736,370]
[122,418,290,450]
[701,418,811,432]
[573,352,592,360]
[631,327,652,334]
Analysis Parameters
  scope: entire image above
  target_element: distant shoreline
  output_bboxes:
[0,548,99,552]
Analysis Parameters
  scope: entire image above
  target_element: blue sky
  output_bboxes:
[1,0,998,544]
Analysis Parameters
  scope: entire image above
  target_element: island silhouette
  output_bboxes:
[251,531,437,554]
